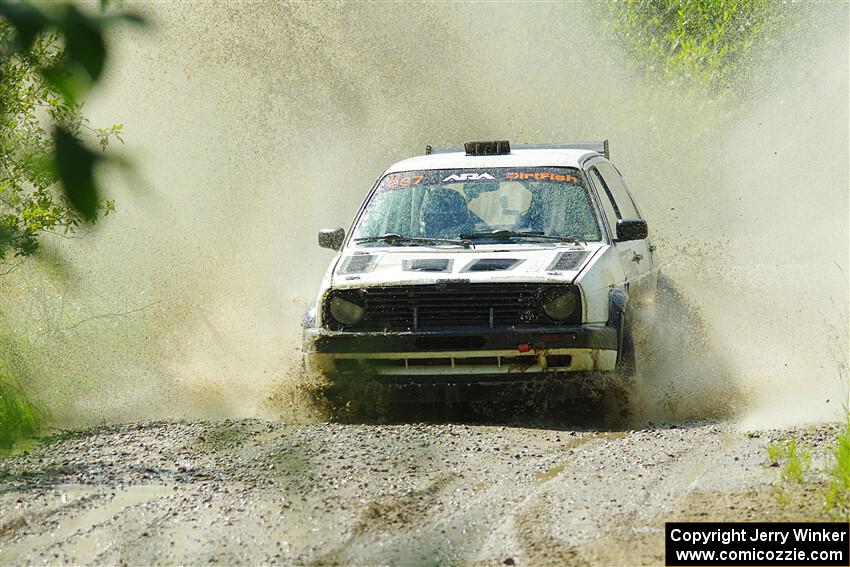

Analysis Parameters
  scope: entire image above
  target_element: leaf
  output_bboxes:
[102,12,146,27]
[41,65,88,106]
[54,126,100,222]
[0,2,48,51]
[60,5,107,83]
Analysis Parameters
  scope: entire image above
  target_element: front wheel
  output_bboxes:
[616,316,637,378]
[602,316,636,424]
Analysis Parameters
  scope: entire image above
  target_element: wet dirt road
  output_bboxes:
[0,419,836,566]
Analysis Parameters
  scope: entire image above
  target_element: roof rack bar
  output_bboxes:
[423,140,609,159]
[511,141,609,159]
[425,145,463,155]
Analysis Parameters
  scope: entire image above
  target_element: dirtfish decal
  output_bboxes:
[442,172,495,182]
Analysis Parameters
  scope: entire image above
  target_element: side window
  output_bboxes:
[596,162,640,219]
[587,167,619,234]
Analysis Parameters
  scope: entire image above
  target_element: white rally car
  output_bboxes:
[303,140,658,403]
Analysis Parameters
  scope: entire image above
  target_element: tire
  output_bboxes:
[616,316,637,379]
[602,315,636,425]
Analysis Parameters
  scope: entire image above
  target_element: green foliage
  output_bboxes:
[0,1,141,450]
[609,0,790,96]
[0,327,41,450]
[766,441,782,464]
[826,420,850,520]
[768,423,850,520]
[767,439,812,484]
[0,2,142,259]
[0,378,39,450]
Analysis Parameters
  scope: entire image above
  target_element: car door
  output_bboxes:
[587,160,655,301]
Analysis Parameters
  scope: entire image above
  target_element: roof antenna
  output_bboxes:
[425,145,432,155]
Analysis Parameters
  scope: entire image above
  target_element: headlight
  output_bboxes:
[329,295,365,325]
[542,289,578,321]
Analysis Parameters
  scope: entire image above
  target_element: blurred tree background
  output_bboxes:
[608,0,791,98]
[0,0,140,449]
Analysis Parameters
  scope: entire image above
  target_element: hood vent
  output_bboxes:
[403,259,453,272]
[339,254,377,274]
[549,251,589,271]
[462,258,523,272]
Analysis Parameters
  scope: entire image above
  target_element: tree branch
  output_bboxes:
[44,301,161,335]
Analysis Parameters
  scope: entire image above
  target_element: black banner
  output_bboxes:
[666,522,849,566]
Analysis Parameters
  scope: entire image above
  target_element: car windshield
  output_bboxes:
[351,167,602,246]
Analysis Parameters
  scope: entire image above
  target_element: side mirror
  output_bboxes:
[318,228,345,250]
[616,219,648,242]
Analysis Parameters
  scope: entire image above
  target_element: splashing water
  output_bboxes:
[0,2,844,427]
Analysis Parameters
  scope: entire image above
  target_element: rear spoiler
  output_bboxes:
[425,140,609,160]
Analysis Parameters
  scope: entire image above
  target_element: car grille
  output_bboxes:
[339,283,578,330]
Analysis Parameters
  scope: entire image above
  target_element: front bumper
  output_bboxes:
[303,324,619,383]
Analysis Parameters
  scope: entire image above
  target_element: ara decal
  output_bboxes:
[442,172,496,182]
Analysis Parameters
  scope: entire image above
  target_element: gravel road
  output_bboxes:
[1,417,838,566]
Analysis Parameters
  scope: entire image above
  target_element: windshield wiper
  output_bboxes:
[458,230,584,243]
[354,233,473,248]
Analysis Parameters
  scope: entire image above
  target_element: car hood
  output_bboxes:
[329,243,605,289]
